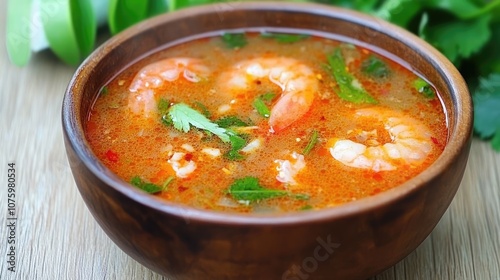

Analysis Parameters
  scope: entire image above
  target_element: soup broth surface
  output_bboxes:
[86,31,448,213]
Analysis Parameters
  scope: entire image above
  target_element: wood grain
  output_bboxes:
[0,1,498,279]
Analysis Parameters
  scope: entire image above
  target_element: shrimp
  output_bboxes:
[128,58,210,117]
[219,57,318,132]
[329,108,433,172]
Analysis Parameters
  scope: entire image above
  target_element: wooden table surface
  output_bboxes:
[1,2,499,280]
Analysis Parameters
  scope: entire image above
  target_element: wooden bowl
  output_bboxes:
[62,2,472,279]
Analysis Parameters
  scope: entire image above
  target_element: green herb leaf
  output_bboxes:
[227,177,289,202]
[422,14,492,64]
[260,32,310,43]
[158,98,170,114]
[221,33,247,49]
[168,103,230,142]
[130,176,164,194]
[193,101,211,118]
[413,78,436,99]
[224,132,247,161]
[303,130,319,155]
[216,116,249,128]
[374,0,422,27]
[227,176,310,203]
[473,73,500,151]
[361,55,391,79]
[300,205,313,211]
[327,48,378,104]
[100,86,109,96]
[253,93,277,118]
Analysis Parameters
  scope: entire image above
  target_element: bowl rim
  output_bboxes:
[63,1,473,226]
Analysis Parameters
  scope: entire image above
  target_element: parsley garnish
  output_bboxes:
[361,55,391,79]
[227,176,308,203]
[130,176,172,194]
[303,130,319,155]
[260,32,310,43]
[221,32,247,49]
[327,48,378,104]
[473,73,500,151]
[413,78,436,99]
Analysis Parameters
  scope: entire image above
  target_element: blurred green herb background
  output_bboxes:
[6,0,500,151]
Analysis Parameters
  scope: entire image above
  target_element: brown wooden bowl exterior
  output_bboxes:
[62,2,472,279]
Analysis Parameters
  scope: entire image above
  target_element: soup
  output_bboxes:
[86,31,448,213]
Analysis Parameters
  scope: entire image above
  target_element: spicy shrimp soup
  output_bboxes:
[86,31,448,213]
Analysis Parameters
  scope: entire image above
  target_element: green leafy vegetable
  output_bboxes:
[413,78,436,99]
[253,93,276,118]
[361,55,391,79]
[221,33,247,49]
[473,74,500,151]
[227,176,309,203]
[168,103,230,142]
[130,176,166,194]
[224,133,248,161]
[303,130,319,155]
[260,32,310,43]
[216,116,250,128]
[167,103,249,159]
[193,101,211,118]
[100,86,109,96]
[327,48,378,104]
[420,14,492,65]
[158,98,170,114]
[300,205,313,211]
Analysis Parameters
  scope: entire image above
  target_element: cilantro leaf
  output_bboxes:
[361,55,391,79]
[168,103,230,142]
[422,15,492,64]
[221,33,247,49]
[327,48,378,104]
[374,0,422,27]
[260,32,310,43]
[227,177,288,202]
[413,78,436,99]
[473,74,500,151]
[130,176,164,194]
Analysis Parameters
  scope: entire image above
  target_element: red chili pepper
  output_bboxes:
[105,149,119,162]
[184,153,193,161]
[373,172,383,181]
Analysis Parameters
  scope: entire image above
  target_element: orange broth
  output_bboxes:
[86,32,448,213]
